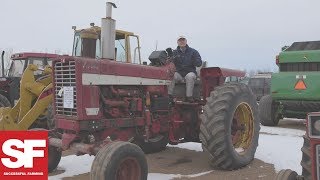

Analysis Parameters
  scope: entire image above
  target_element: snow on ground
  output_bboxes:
[255,133,303,174]
[49,153,212,180]
[49,124,304,179]
[168,142,203,152]
[260,125,305,137]
[49,155,95,180]
[257,125,304,174]
[148,171,213,180]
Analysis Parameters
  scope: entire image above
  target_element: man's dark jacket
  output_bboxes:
[173,45,202,77]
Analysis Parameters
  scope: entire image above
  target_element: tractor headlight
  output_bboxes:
[308,113,320,138]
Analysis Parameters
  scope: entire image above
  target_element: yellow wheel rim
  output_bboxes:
[231,102,254,155]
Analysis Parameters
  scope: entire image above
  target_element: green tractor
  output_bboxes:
[259,41,320,126]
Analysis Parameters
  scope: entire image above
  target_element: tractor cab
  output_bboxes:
[8,53,56,77]
[72,26,141,64]
[0,52,58,106]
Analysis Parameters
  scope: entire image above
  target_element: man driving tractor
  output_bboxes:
[168,36,203,102]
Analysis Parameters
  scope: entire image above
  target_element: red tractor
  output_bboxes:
[47,2,260,179]
[0,51,57,107]
[301,113,320,180]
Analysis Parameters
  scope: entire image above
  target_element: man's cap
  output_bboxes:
[177,36,187,41]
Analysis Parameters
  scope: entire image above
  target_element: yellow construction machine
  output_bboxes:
[0,64,53,130]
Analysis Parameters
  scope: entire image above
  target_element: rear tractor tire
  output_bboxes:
[200,83,260,170]
[259,95,281,126]
[90,141,148,180]
[274,169,298,180]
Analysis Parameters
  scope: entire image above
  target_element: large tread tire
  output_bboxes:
[259,95,280,126]
[301,135,312,180]
[275,169,298,180]
[48,128,62,173]
[134,134,168,154]
[0,94,11,107]
[90,141,148,180]
[200,83,260,170]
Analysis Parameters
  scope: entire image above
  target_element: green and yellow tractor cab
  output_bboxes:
[72,26,141,64]
[259,41,320,126]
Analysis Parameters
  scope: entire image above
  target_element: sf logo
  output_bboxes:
[1,139,46,168]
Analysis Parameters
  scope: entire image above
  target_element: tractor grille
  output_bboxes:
[54,60,77,116]
[317,145,320,180]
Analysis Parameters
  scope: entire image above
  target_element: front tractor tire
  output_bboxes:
[90,141,148,180]
[29,128,62,173]
[200,83,260,170]
[259,95,281,126]
[275,169,298,180]
[48,144,62,173]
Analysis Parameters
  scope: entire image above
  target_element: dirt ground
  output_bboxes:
[49,118,305,180]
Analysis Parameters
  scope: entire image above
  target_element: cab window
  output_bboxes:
[8,60,26,77]
[129,36,141,64]
[115,38,126,62]
[73,33,82,57]
[29,58,47,75]
[225,76,239,83]
[96,38,102,59]
[47,59,52,66]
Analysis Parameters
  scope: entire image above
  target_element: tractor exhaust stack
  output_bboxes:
[101,2,117,60]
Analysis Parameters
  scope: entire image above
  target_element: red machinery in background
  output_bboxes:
[276,113,320,180]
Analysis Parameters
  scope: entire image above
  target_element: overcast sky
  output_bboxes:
[1,0,319,71]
